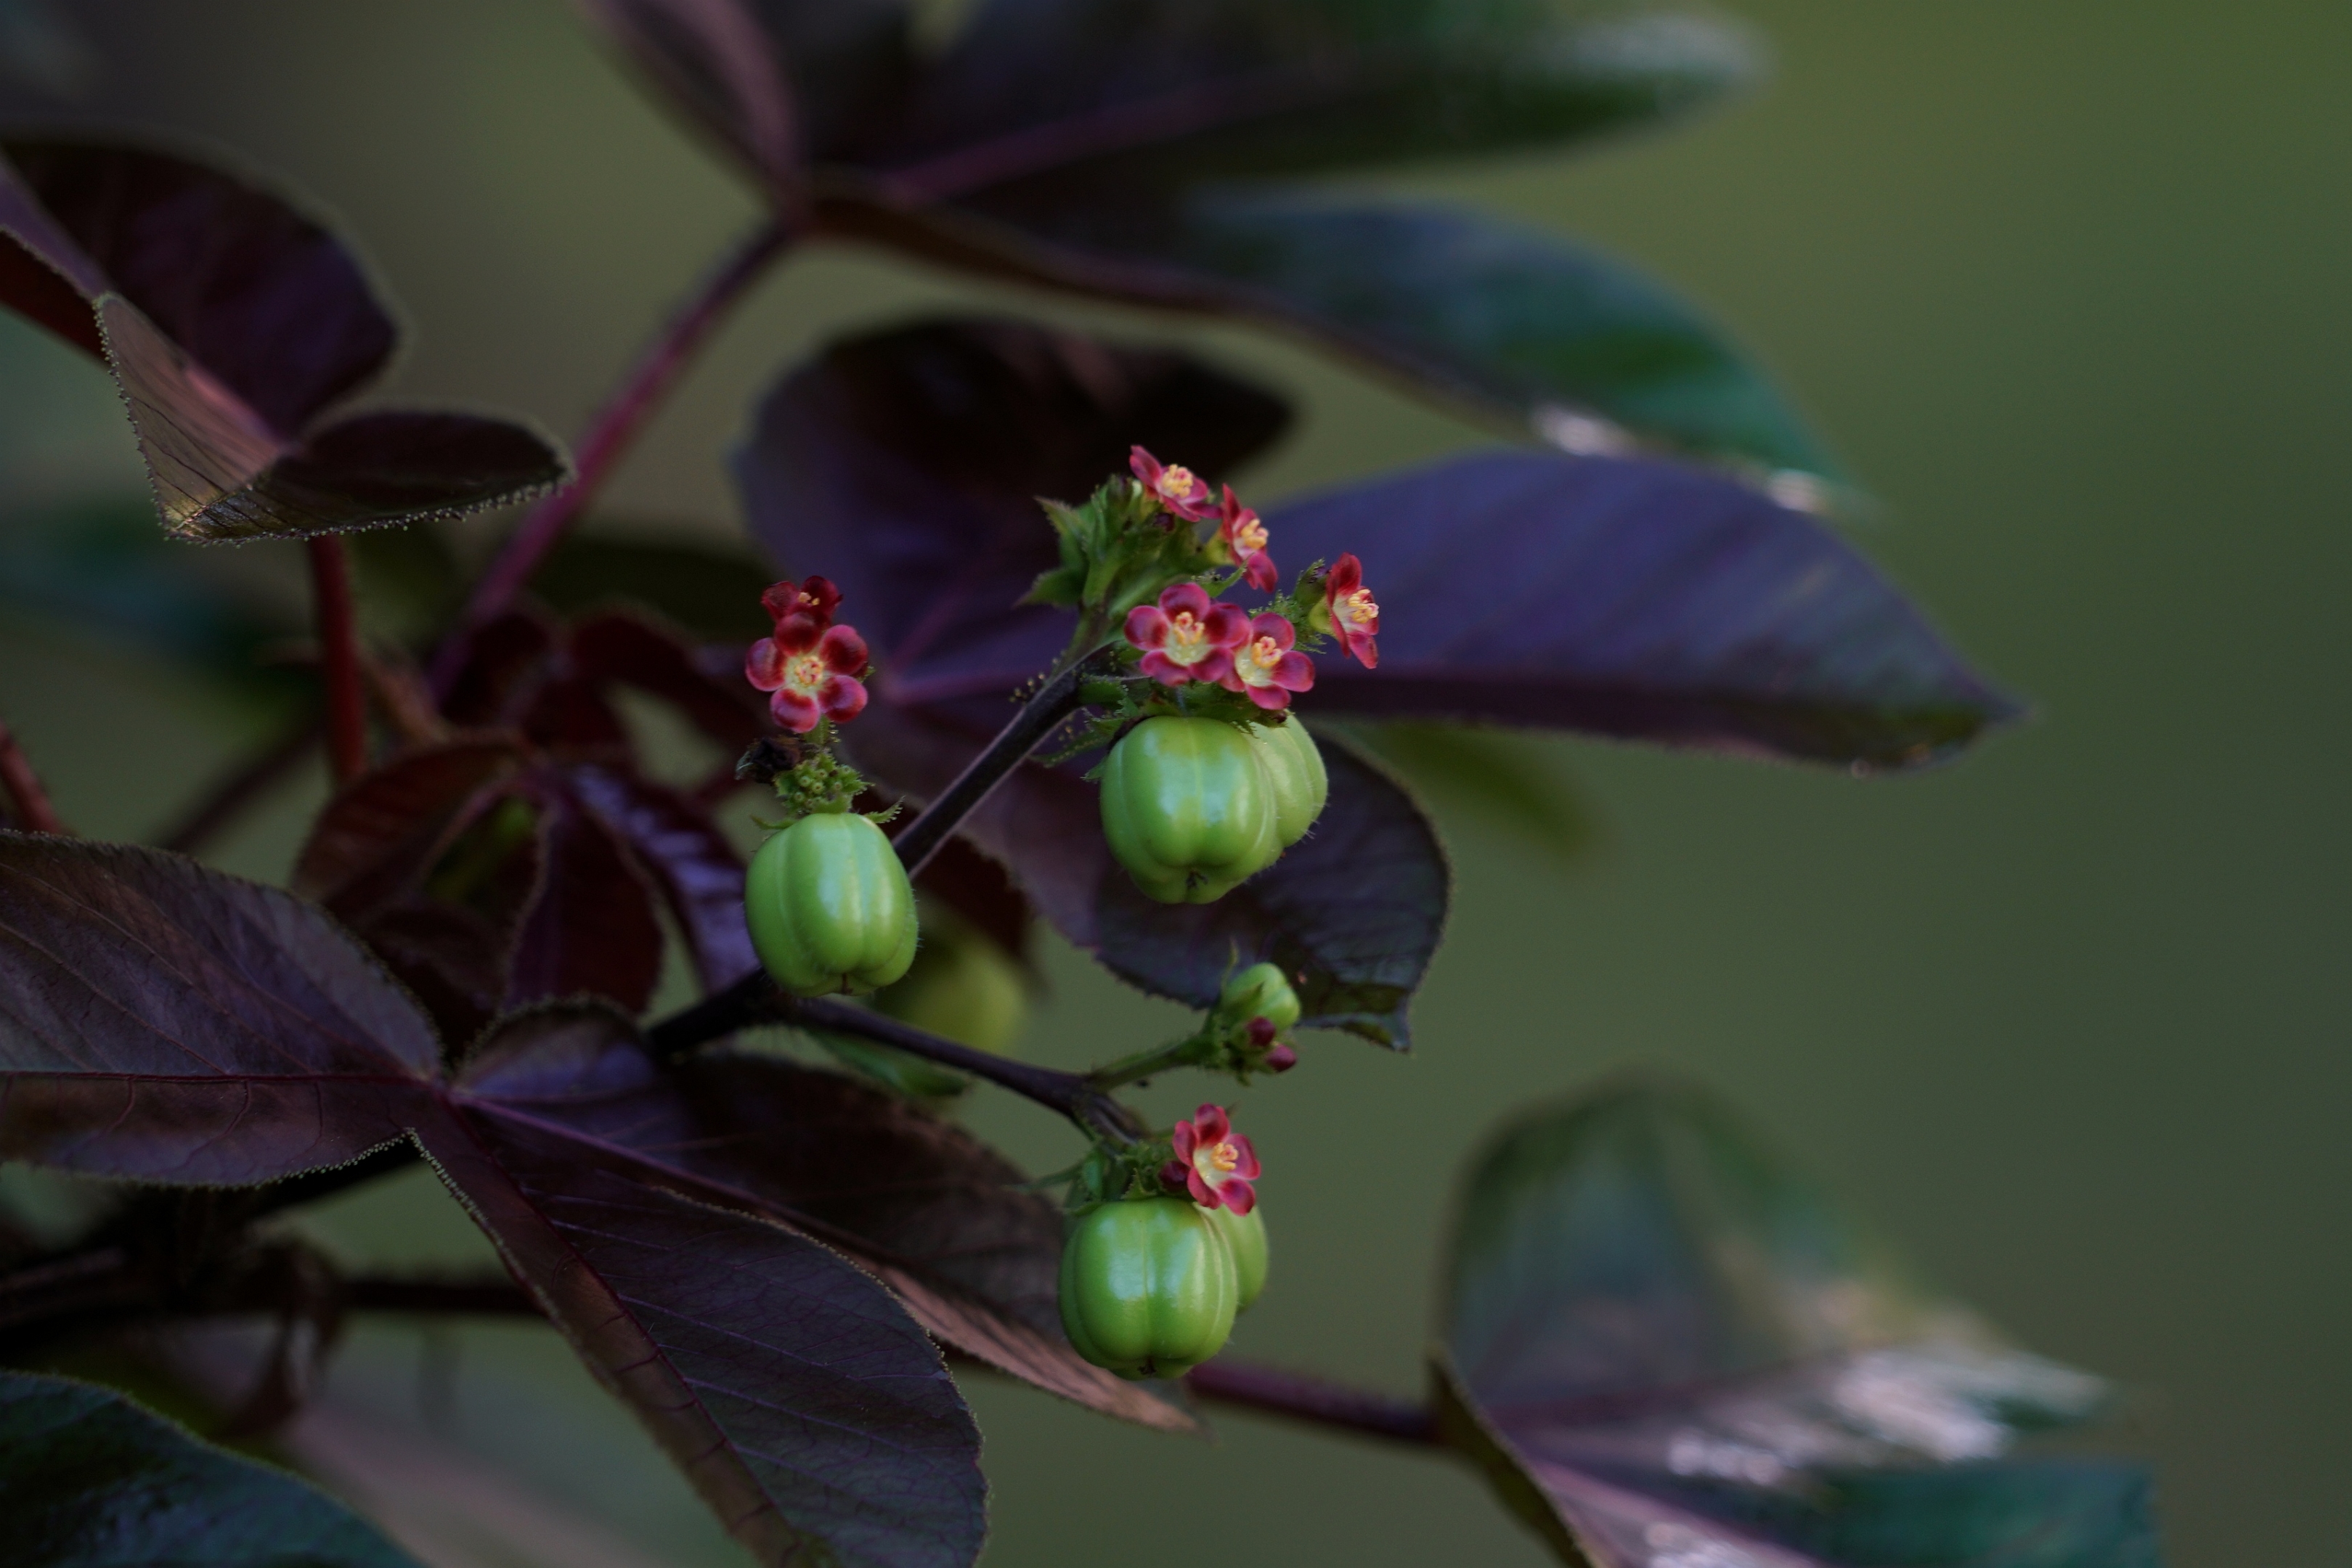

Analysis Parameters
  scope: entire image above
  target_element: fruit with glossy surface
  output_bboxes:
[745,811,918,997]
[1059,1196,1238,1379]
[1250,718,1327,846]
[1099,716,1278,903]
[1206,1203,1269,1311]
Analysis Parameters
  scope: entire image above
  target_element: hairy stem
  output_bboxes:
[648,984,1144,1143]
[430,216,797,695]
[306,536,369,784]
[0,712,65,834]
[1086,1032,1211,1092]
[887,650,1104,881]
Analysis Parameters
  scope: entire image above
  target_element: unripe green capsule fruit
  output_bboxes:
[745,812,919,997]
[1099,716,1278,904]
[1218,960,1302,1032]
[1059,1197,1238,1379]
[874,907,1028,1056]
[1250,719,1328,847]
[1205,1204,1269,1311]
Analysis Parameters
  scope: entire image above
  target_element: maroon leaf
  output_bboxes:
[0,841,990,1567]
[503,785,665,1013]
[293,738,527,919]
[1437,1080,2153,1568]
[736,314,1287,701]
[0,141,562,542]
[567,609,769,756]
[571,0,914,181]
[459,1005,1191,1432]
[563,764,757,990]
[0,833,436,1183]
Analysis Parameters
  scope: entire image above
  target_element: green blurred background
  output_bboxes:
[1,1,2344,1564]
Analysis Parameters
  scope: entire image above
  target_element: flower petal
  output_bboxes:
[1160,581,1213,621]
[1220,1181,1256,1216]
[768,687,821,734]
[1194,1106,1230,1143]
[1186,1169,1219,1209]
[1138,651,1194,685]
[1125,604,1171,650]
[1243,684,1292,711]
[744,637,786,691]
[1248,613,1296,651]
[1203,603,1252,648]
[1225,1135,1261,1181]
[1244,552,1279,591]
[1271,651,1317,693]
[773,612,823,655]
[1171,1121,1198,1161]
[818,623,868,674]
[818,675,868,722]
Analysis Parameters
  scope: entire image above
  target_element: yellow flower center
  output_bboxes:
[1233,515,1269,553]
[1247,635,1282,672]
[1168,610,1205,648]
[789,654,826,689]
[1159,465,1198,498]
[1210,1141,1240,1173]
[1341,587,1378,626]
[799,591,823,608]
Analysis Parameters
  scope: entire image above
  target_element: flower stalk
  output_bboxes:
[305,536,369,784]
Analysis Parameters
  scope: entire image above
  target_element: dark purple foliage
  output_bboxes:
[1436,1079,2158,1567]
[0,141,562,542]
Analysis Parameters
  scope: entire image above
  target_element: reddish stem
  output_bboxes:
[429,216,796,695]
[306,536,368,785]
[0,714,65,834]
[1187,1360,1440,1446]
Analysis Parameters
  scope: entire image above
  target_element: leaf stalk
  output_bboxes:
[305,536,369,784]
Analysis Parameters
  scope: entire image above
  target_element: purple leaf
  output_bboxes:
[503,784,665,1013]
[0,833,436,1183]
[0,842,990,1567]
[563,764,757,990]
[736,314,1287,702]
[571,0,915,179]
[0,1368,422,1568]
[0,142,562,542]
[462,1005,1193,1432]
[1436,1079,2156,1567]
[293,738,527,919]
[566,608,769,756]
[1274,450,2022,767]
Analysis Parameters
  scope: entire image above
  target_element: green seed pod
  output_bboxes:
[872,905,1029,1058]
[1205,1203,1269,1311]
[1250,718,1328,847]
[1217,961,1302,1032]
[1099,716,1278,904]
[745,812,918,997]
[1059,1196,1239,1379]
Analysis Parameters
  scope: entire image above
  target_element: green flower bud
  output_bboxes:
[1250,718,1327,847]
[1205,1203,1269,1311]
[1059,1196,1239,1379]
[1217,961,1302,1032]
[745,812,918,997]
[1099,716,1278,904]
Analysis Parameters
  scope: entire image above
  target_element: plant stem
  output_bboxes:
[1086,1032,1210,1091]
[647,985,1144,1143]
[0,713,65,834]
[429,216,796,696]
[306,536,369,784]
[886,650,1104,881]
[1187,1361,1441,1447]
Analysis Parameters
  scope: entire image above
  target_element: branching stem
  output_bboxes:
[305,537,368,784]
[0,713,65,834]
[430,215,797,695]
[888,650,1104,881]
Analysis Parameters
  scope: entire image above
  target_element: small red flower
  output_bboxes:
[1216,485,1278,591]
[1131,446,1215,521]
[746,616,869,734]
[1124,582,1250,686]
[1323,554,1380,671]
[1165,1103,1261,1214]
[760,576,841,631]
[1219,612,1316,711]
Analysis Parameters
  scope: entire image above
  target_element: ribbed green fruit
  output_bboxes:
[744,812,918,997]
[1099,716,1279,904]
[1205,1204,1269,1311]
[1250,718,1328,847]
[1217,960,1302,1031]
[1059,1197,1238,1379]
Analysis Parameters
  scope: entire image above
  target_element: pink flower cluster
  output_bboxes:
[1123,449,1381,707]
[744,576,869,734]
[1162,1103,1261,1214]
